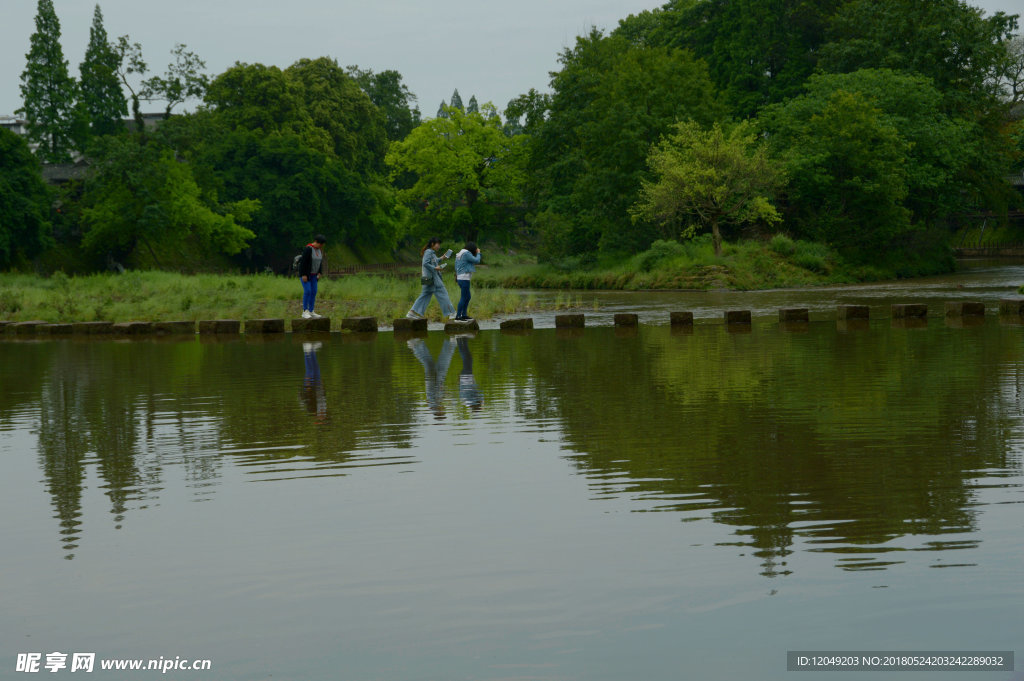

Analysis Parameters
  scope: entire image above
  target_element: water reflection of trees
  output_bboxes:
[1,338,420,559]
[2,324,1022,569]
[516,325,1023,577]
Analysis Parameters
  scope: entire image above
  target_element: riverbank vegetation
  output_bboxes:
[0,271,552,324]
[2,0,1022,288]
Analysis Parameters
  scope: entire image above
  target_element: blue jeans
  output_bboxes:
[301,277,318,311]
[410,281,454,317]
[456,279,472,318]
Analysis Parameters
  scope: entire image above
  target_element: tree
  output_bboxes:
[818,0,1017,113]
[528,29,722,254]
[653,0,844,118]
[18,0,78,162]
[79,134,256,268]
[503,88,550,136]
[466,95,479,115]
[0,128,53,268]
[140,43,210,119]
[347,66,421,140]
[999,35,1024,104]
[113,36,147,133]
[386,105,527,242]
[449,89,464,112]
[631,121,784,256]
[761,89,912,258]
[79,5,127,139]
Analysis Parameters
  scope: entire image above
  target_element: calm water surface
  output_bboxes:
[2,266,1024,680]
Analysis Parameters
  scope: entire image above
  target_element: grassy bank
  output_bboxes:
[475,235,955,291]
[0,271,549,325]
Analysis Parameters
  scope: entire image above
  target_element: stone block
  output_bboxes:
[670,311,694,326]
[245,318,285,334]
[555,313,585,328]
[341,317,378,333]
[891,303,927,318]
[71,321,114,334]
[291,317,330,333]
[43,323,73,334]
[998,299,1024,316]
[445,319,480,333]
[112,322,154,335]
[499,318,533,331]
[13,321,49,334]
[837,305,870,320]
[725,310,751,325]
[198,319,241,334]
[779,308,809,322]
[945,301,985,317]
[393,318,428,332]
[153,321,195,335]
[614,313,639,327]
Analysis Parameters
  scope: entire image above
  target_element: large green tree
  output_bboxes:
[632,121,784,256]
[19,0,78,162]
[189,60,399,268]
[347,66,421,141]
[78,134,256,268]
[760,88,912,258]
[79,4,127,139]
[654,0,846,118]
[0,128,53,268]
[527,29,722,255]
[386,105,527,243]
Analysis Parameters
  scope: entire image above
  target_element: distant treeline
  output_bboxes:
[2,0,1023,276]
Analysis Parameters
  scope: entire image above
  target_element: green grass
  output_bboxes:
[0,271,547,325]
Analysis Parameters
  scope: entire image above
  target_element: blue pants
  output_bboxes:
[410,281,454,317]
[456,279,472,318]
[301,277,318,311]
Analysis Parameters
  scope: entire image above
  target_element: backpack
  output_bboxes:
[291,252,303,274]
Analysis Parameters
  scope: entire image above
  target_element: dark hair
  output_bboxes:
[313,234,327,244]
[420,237,441,256]
[464,241,478,254]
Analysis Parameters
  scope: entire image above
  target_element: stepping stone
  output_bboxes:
[112,322,154,335]
[13,321,49,334]
[891,303,927,318]
[245,318,285,334]
[341,317,378,333]
[670,311,694,326]
[393,318,427,332]
[153,321,195,335]
[614,313,639,327]
[292,317,330,333]
[445,319,480,333]
[725,310,751,324]
[500,318,533,330]
[945,302,985,317]
[779,308,809,322]
[198,320,241,334]
[43,323,73,334]
[71,321,114,334]
[555,313,585,328]
[998,299,1024,316]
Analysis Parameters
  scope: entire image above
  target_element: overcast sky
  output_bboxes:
[1,0,1020,119]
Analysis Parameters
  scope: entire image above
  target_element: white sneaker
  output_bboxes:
[406,310,424,319]
[310,311,323,319]
[302,310,312,319]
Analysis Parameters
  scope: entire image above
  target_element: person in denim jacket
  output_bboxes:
[453,241,482,321]
[407,237,455,320]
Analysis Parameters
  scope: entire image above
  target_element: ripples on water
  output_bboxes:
[1,317,1023,680]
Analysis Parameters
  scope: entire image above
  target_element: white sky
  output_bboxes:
[1,0,1020,119]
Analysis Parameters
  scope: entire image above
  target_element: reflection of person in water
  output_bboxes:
[301,342,328,424]
[408,337,455,419]
[455,335,483,412]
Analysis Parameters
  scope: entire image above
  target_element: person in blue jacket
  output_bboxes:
[453,241,482,321]
[407,237,456,321]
